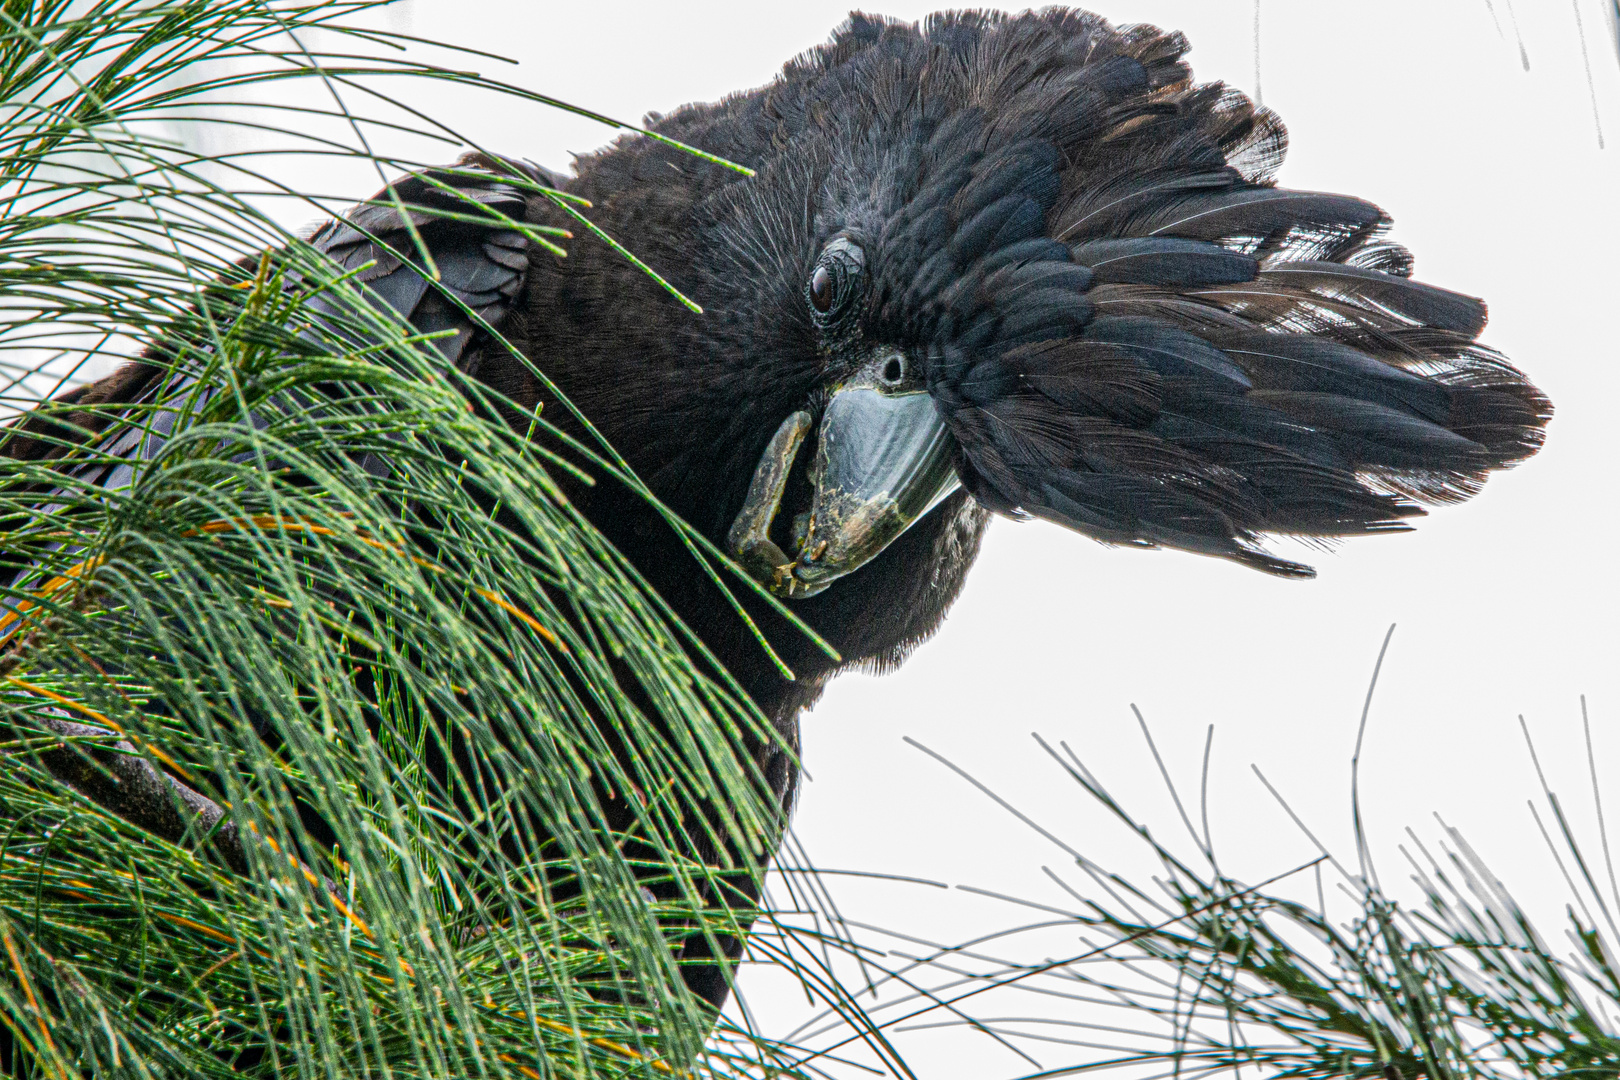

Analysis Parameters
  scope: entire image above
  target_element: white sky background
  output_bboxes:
[305,2,1620,1074]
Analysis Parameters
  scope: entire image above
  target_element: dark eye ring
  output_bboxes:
[809,264,833,313]
[806,237,865,325]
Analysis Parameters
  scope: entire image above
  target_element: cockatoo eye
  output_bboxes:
[806,237,866,326]
[809,264,833,312]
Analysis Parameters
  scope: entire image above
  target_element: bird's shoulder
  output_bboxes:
[3,154,556,472]
[304,152,555,376]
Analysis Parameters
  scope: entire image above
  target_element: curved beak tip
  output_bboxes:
[728,384,958,600]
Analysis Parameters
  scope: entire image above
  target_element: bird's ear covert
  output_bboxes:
[807,236,866,328]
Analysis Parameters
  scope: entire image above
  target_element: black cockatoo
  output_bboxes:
[2,10,1549,1009]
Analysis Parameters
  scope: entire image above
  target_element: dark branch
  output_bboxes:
[22,713,249,874]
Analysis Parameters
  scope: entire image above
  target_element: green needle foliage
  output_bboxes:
[5,5,1611,1080]
[0,3,874,1077]
[761,666,1620,1077]
[1021,710,1620,1079]
[859,686,1620,1078]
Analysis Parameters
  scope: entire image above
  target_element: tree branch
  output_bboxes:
[24,713,249,874]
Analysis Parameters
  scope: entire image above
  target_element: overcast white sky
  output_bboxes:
[354,2,1620,1073]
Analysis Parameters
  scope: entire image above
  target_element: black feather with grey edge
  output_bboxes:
[2,8,1550,1012]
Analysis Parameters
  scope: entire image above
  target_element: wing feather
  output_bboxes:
[2,155,541,488]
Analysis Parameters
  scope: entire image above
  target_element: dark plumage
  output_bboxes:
[2,9,1550,1009]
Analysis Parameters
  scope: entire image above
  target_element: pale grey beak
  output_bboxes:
[727,350,960,599]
